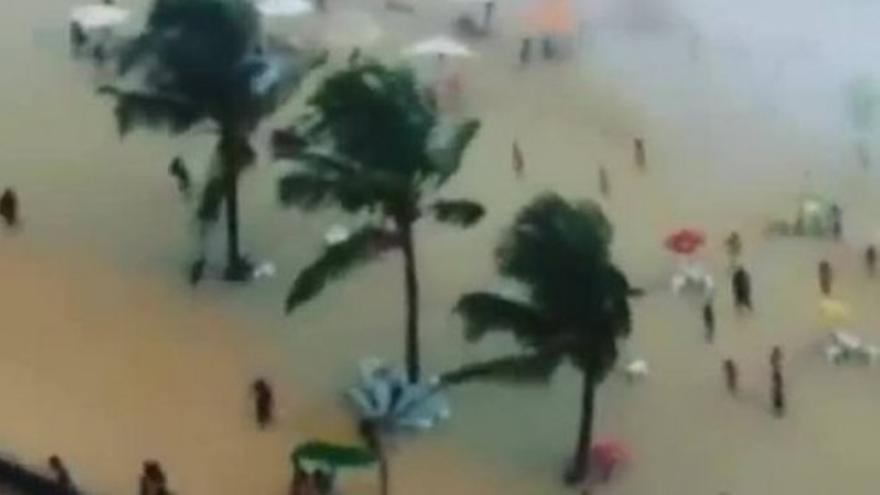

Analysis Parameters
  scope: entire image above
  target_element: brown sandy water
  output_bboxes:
[2,0,880,494]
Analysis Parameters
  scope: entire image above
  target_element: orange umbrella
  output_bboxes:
[525,0,577,36]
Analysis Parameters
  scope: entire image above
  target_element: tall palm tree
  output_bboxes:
[273,61,484,383]
[444,193,634,485]
[99,0,324,281]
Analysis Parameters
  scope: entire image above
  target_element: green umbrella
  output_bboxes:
[291,441,377,469]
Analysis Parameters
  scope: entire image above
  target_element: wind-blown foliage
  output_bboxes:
[275,60,484,382]
[448,193,634,483]
[99,0,324,281]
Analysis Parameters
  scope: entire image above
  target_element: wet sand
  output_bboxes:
[3,0,880,494]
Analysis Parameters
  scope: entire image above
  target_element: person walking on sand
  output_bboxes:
[818,259,833,295]
[168,156,191,199]
[48,455,75,492]
[725,231,742,264]
[634,138,646,170]
[731,265,753,312]
[598,165,610,198]
[723,359,738,396]
[770,346,785,417]
[512,140,525,179]
[0,188,20,228]
[702,301,716,343]
[252,378,275,429]
[865,245,876,277]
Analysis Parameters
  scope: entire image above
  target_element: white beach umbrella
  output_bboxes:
[256,0,314,18]
[70,4,130,30]
[403,36,475,58]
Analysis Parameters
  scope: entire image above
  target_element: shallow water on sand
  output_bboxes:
[2,0,880,494]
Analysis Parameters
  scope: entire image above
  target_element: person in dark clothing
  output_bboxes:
[0,188,20,228]
[731,265,753,312]
[598,165,610,198]
[519,38,532,65]
[865,245,876,277]
[770,346,785,417]
[702,301,716,343]
[723,359,738,396]
[48,455,74,492]
[252,378,274,429]
[830,203,843,240]
[771,369,785,417]
[168,157,191,199]
[70,22,87,55]
[634,138,646,170]
[139,461,170,495]
[818,259,833,295]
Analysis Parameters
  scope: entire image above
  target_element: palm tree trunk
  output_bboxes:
[565,372,595,485]
[360,420,389,495]
[377,437,389,495]
[219,129,250,281]
[398,219,421,384]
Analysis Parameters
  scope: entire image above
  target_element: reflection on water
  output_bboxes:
[2,0,880,493]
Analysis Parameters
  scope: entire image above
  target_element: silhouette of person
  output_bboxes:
[168,157,191,198]
[723,359,738,395]
[865,245,876,277]
[48,455,75,491]
[0,188,20,228]
[702,301,716,343]
[731,265,753,312]
[252,378,274,429]
[818,260,833,295]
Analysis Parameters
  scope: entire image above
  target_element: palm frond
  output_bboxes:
[440,352,562,387]
[427,119,480,186]
[454,292,546,343]
[99,86,202,136]
[430,199,485,227]
[285,225,394,313]
[278,172,341,211]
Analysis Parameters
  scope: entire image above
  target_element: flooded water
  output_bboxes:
[3,0,880,493]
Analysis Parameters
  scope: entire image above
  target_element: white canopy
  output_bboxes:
[70,4,130,30]
[403,36,475,58]
[256,0,314,18]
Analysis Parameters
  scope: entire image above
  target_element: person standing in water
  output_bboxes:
[702,301,716,343]
[723,359,738,396]
[865,245,877,277]
[731,265,753,312]
[634,138,646,170]
[818,259,833,295]
[252,378,275,429]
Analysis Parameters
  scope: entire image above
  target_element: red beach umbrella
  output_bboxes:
[664,228,705,255]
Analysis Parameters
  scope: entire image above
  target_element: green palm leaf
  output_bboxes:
[454,292,546,343]
[285,225,395,313]
[430,199,485,227]
[441,352,562,386]
[292,441,376,468]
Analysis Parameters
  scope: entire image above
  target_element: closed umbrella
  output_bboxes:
[70,4,130,30]
[404,36,475,58]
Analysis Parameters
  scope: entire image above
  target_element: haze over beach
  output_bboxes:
[2,0,880,493]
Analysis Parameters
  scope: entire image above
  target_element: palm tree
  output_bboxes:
[444,193,635,485]
[99,0,324,281]
[273,60,484,383]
